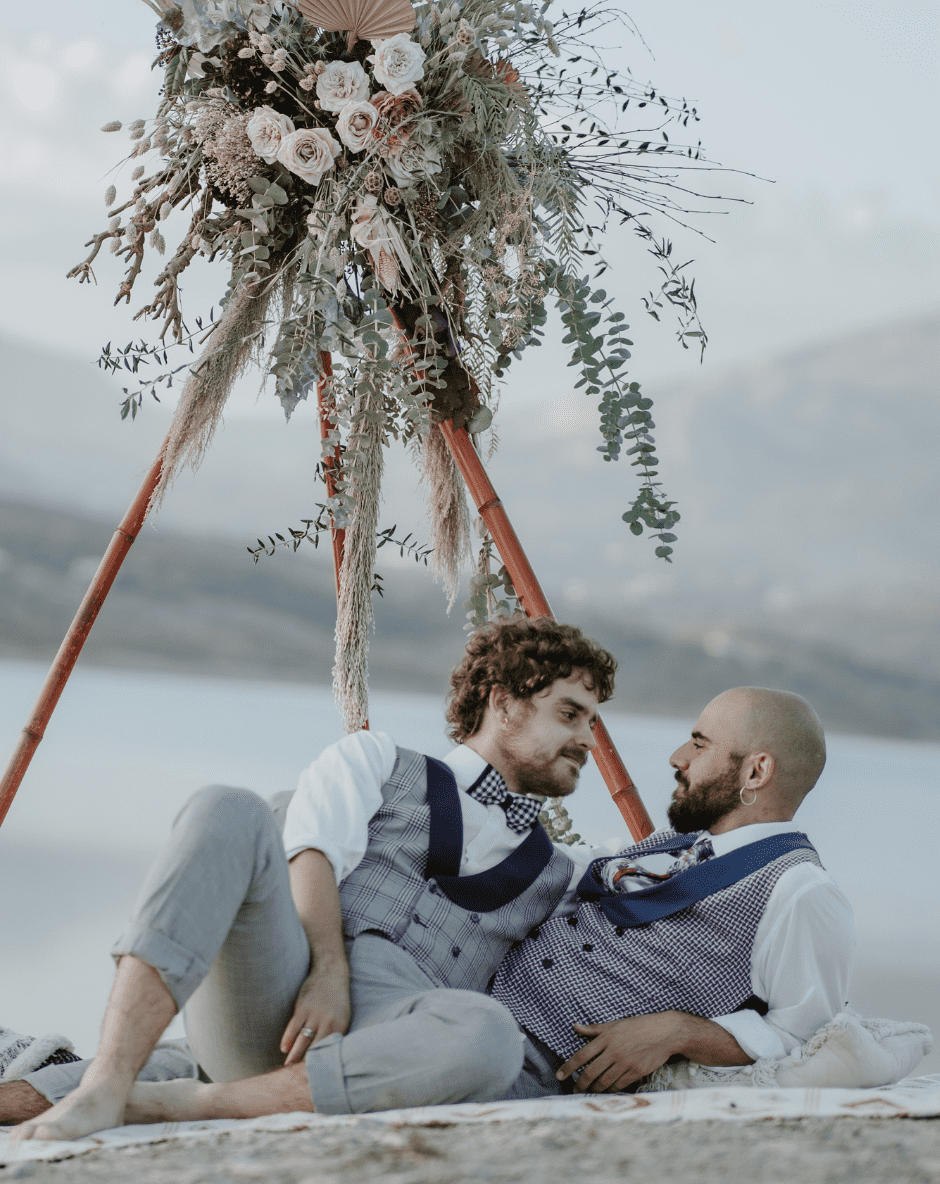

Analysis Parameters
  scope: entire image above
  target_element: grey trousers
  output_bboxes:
[24,785,556,1112]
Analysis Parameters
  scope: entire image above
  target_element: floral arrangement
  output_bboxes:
[71,0,711,738]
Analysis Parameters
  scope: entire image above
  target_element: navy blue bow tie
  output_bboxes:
[465,766,544,834]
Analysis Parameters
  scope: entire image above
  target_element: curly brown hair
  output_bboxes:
[445,616,617,742]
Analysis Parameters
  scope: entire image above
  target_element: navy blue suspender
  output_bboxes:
[424,756,555,913]
[577,832,818,929]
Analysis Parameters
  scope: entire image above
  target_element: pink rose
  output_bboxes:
[370,88,423,146]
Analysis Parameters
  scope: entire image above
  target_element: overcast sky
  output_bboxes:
[1,0,937,412]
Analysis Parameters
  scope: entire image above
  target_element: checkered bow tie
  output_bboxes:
[466,766,543,834]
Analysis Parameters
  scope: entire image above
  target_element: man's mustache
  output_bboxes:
[560,748,588,769]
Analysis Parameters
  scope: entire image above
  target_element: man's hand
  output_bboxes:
[557,1011,752,1093]
[284,848,352,1065]
[280,959,351,1065]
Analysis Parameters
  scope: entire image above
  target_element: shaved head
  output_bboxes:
[708,687,826,805]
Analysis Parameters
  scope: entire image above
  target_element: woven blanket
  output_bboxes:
[2,1076,939,1165]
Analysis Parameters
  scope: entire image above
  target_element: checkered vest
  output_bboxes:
[338,747,575,992]
[489,826,822,1060]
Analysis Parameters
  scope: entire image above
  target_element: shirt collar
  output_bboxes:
[442,743,491,793]
[707,819,807,859]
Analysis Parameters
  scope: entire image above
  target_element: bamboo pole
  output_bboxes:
[439,420,654,841]
[0,445,167,830]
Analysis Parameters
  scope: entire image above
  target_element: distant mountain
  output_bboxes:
[480,315,940,681]
[2,497,938,741]
[1,314,937,686]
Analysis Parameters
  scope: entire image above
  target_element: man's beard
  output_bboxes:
[667,756,744,833]
[509,746,587,799]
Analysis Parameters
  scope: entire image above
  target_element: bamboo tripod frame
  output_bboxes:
[0,443,168,828]
[0,371,654,841]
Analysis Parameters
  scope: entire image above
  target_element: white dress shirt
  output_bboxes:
[282,731,855,1063]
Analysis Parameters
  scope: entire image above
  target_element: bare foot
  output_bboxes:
[0,1081,52,1125]
[11,1076,131,1143]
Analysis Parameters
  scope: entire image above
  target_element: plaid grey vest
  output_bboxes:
[490,826,822,1060]
[338,747,574,992]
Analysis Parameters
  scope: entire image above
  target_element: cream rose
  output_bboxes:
[277,127,341,186]
[246,106,295,165]
[315,60,370,114]
[384,138,442,186]
[367,34,426,96]
[335,100,379,152]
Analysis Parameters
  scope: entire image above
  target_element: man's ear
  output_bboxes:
[489,684,512,720]
[743,751,775,790]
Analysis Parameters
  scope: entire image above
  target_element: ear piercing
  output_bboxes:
[740,786,757,806]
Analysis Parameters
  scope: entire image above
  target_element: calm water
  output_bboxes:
[1,659,938,1070]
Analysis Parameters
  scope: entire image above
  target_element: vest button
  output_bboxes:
[615,926,625,936]
[582,943,594,952]
[470,913,480,923]
[542,958,553,968]
[452,947,461,958]
[566,916,578,927]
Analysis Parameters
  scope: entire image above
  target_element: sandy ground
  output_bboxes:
[3,1118,940,1184]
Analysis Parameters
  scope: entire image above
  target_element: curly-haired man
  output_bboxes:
[6,618,615,1135]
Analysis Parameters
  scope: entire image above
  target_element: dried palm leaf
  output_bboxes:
[296,0,415,51]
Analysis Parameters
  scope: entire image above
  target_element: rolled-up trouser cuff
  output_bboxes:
[304,1033,351,1115]
[111,923,212,1012]
[25,1041,199,1105]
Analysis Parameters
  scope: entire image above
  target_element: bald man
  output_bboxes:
[486,685,854,1096]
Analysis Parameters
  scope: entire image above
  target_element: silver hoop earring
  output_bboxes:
[740,786,757,807]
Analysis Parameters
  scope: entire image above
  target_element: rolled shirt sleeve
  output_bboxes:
[282,730,397,884]
[711,863,856,1061]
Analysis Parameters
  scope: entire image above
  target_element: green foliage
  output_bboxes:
[97,335,202,419]
[247,512,432,596]
[552,268,680,559]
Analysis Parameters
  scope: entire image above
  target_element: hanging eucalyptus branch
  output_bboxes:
[247,510,433,588]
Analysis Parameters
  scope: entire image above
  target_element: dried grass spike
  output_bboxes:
[148,276,276,516]
[333,381,385,730]
[420,424,471,610]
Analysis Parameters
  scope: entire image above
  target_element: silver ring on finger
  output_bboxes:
[300,1027,315,1039]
